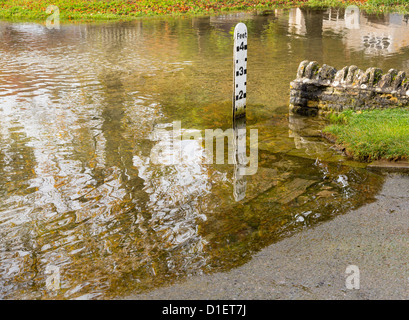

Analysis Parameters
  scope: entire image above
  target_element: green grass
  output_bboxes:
[2,0,409,23]
[0,0,308,22]
[323,108,409,161]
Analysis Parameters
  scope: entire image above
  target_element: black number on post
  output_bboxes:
[237,42,247,51]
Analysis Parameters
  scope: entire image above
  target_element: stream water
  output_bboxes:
[1,8,408,299]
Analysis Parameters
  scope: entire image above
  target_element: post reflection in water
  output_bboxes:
[233,115,247,202]
[0,9,398,299]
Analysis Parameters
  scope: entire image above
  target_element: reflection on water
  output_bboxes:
[233,116,247,202]
[289,7,409,56]
[1,8,407,299]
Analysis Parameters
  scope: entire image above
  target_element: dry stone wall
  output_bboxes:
[289,60,409,115]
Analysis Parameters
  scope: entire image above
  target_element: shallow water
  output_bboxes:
[0,8,407,299]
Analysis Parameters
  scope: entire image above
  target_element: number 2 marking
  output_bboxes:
[236,90,246,100]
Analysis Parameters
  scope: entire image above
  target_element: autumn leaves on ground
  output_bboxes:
[0,0,404,22]
[0,0,302,21]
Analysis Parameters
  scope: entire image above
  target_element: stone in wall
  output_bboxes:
[289,60,409,115]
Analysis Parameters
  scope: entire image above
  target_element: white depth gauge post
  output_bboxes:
[233,23,248,201]
[233,23,247,118]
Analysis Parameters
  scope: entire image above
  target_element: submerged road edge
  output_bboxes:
[122,173,409,300]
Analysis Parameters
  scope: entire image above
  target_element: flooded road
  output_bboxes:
[0,8,407,299]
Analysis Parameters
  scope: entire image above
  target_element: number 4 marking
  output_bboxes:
[237,42,247,52]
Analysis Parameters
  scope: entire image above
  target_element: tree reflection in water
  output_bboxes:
[0,11,394,298]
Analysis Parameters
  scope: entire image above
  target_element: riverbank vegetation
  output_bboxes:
[323,108,409,161]
[1,0,409,22]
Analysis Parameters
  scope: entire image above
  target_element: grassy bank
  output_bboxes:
[0,0,304,22]
[322,108,409,162]
[1,0,409,22]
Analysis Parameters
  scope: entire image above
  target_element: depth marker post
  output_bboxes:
[233,23,247,118]
[233,23,248,201]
